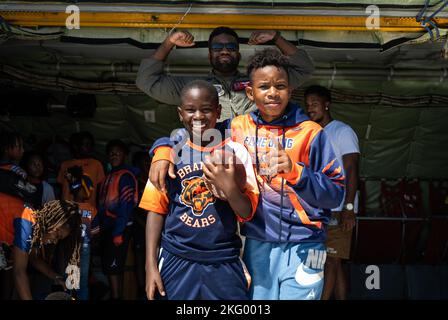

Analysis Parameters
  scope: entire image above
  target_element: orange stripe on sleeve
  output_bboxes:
[152,146,174,164]
[321,158,336,174]
[139,180,169,215]
[287,193,322,229]
[328,166,342,177]
[280,162,304,185]
[237,188,259,223]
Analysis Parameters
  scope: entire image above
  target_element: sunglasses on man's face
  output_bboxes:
[210,42,238,52]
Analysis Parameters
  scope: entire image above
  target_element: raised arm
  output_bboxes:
[247,30,314,88]
[135,31,195,105]
[153,31,195,61]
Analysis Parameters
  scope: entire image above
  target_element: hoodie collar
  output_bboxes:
[249,102,309,127]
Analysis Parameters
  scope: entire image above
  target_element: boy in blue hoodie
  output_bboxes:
[97,139,138,300]
[149,48,344,300]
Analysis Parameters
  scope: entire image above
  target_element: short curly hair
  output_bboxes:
[246,48,290,81]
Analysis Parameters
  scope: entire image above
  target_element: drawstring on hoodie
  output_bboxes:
[279,115,287,242]
[254,111,288,243]
[255,113,261,173]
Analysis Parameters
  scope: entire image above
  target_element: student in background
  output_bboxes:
[21,151,55,209]
[97,139,138,300]
[57,132,105,206]
[305,85,359,300]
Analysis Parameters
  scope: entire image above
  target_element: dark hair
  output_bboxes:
[246,48,290,81]
[180,80,219,107]
[0,130,22,156]
[106,139,129,155]
[208,26,239,49]
[304,85,332,103]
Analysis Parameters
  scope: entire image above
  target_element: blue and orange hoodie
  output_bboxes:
[97,165,139,239]
[0,193,35,252]
[151,103,345,244]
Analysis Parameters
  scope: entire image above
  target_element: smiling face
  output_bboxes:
[42,223,71,245]
[246,65,292,123]
[178,87,221,145]
[208,33,241,76]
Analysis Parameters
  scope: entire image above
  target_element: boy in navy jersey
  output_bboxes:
[139,80,258,300]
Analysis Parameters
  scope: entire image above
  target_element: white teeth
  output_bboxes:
[192,121,206,128]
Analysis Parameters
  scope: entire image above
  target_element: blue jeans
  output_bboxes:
[76,243,90,300]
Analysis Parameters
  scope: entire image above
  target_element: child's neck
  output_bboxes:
[28,176,41,184]
[260,114,284,123]
[189,137,221,148]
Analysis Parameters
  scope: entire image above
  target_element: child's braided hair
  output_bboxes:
[31,200,81,267]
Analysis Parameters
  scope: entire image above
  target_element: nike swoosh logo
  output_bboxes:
[295,262,324,286]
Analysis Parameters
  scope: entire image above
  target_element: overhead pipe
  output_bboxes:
[23,62,448,81]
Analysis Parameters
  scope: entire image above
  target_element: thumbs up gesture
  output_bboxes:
[268,136,293,175]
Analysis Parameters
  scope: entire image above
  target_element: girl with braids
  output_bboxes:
[0,199,82,299]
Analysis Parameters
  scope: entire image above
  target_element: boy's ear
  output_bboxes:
[177,106,183,122]
[288,86,293,100]
[245,85,254,102]
[217,104,222,120]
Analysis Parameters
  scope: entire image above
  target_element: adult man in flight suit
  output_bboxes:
[136,26,315,120]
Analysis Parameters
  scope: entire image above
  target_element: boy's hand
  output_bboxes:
[203,152,237,196]
[113,235,123,246]
[149,160,176,193]
[248,31,278,45]
[146,266,166,300]
[168,30,195,47]
[268,138,293,175]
